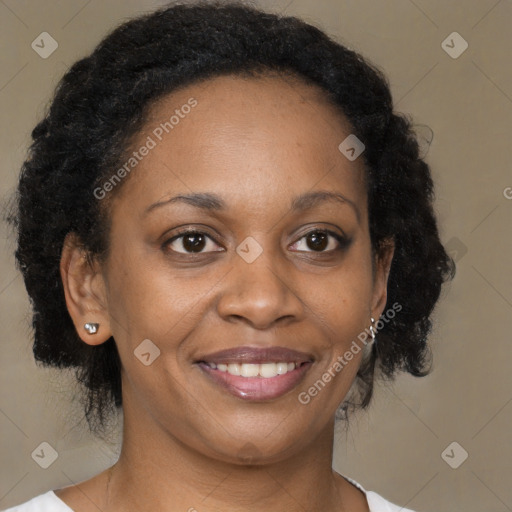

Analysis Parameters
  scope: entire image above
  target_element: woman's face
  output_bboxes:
[71,73,393,464]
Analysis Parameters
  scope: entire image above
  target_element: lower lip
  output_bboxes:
[197,362,313,401]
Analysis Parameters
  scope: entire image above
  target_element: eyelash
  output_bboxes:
[163,227,350,256]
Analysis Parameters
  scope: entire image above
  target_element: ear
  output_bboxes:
[370,238,395,319]
[60,232,112,346]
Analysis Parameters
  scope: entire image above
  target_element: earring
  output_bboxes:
[369,317,376,343]
[84,322,99,335]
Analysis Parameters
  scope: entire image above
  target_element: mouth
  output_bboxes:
[195,346,314,401]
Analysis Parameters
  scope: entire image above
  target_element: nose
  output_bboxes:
[216,247,305,330]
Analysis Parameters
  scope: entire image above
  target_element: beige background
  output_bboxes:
[0,0,511,510]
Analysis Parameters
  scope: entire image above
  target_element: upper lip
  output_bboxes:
[197,346,314,365]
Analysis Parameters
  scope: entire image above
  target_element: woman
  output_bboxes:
[4,1,454,511]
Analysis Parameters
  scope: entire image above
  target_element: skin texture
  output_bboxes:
[57,74,394,512]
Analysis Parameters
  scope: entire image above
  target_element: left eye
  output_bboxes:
[290,229,347,253]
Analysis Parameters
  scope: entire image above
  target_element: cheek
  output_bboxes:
[107,260,200,415]
[105,252,215,365]
[301,253,374,395]
[309,263,373,337]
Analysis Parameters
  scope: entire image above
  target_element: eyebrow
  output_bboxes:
[144,190,361,223]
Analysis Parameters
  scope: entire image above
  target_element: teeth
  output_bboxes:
[260,363,277,378]
[276,362,288,375]
[241,363,259,377]
[208,362,299,378]
[227,363,240,376]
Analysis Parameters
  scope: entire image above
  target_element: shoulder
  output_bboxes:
[341,474,417,512]
[1,491,74,512]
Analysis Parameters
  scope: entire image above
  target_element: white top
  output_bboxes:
[1,475,416,511]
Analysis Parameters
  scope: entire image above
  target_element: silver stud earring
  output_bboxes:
[84,322,99,335]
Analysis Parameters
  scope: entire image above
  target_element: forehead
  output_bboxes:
[110,73,367,218]
[146,72,355,151]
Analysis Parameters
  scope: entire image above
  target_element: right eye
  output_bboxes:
[164,229,225,255]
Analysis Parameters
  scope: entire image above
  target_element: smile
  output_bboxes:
[206,361,300,378]
[195,346,314,401]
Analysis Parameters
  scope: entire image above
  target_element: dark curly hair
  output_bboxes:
[5,0,455,439]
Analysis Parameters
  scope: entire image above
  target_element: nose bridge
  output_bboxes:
[216,237,302,328]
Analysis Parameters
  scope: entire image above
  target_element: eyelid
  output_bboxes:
[289,228,349,253]
[165,228,224,254]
